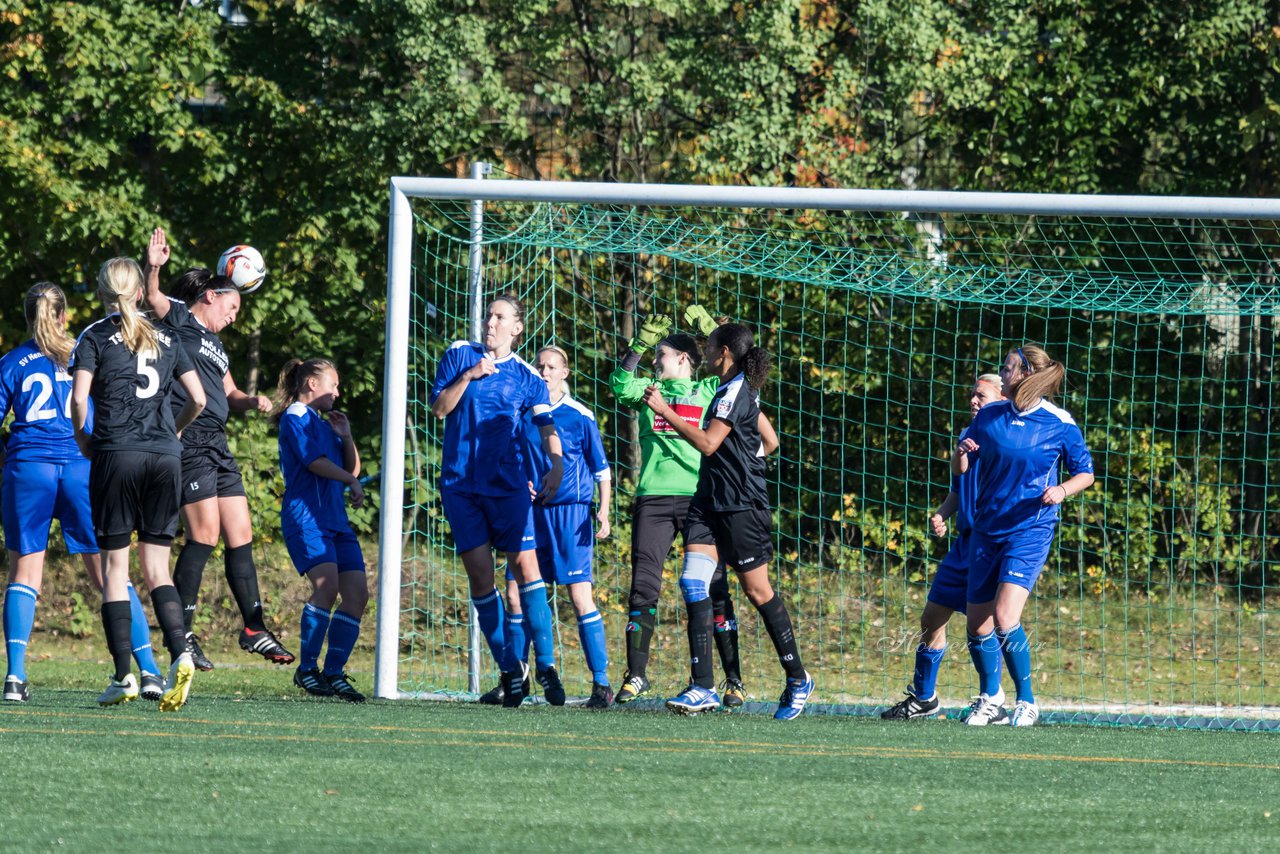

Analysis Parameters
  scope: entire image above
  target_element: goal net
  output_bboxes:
[376,176,1279,729]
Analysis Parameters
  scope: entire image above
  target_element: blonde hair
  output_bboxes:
[24,283,74,369]
[536,345,569,367]
[97,257,157,355]
[1009,343,1064,410]
[975,373,1003,392]
[272,357,337,423]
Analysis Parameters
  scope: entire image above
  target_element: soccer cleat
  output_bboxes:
[536,666,567,706]
[614,672,650,704]
[160,652,195,712]
[3,676,30,703]
[1010,700,1040,727]
[722,678,746,710]
[881,691,941,720]
[98,673,140,706]
[239,628,296,665]
[477,682,505,705]
[185,633,215,671]
[294,666,336,697]
[665,683,721,716]
[963,689,1010,726]
[774,671,815,721]
[501,663,530,708]
[325,672,366,703]
[584,682,614,710]
[139,671,165,701]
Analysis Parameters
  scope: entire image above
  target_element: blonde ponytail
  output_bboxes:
[24,282,74,369]
[1010,343,1065,411]
[97,257,157,356]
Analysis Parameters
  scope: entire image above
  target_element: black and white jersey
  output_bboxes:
[72,315,195,456]
[158,297,230,431]
[692,372,768,512]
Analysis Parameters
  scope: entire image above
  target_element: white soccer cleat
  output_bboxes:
[160,652,195,712]
[98,673,140,706]
[1010,700,1040,727]
[963,688,1009,726]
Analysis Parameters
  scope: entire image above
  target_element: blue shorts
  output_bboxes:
[966,526,1056,605]
[283,525,365,575]
[2,459,97,555]
[441,488,537,555]
[505,503,594,585]
[925,532,969,614]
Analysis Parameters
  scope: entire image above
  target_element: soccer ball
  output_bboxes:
[217,245,266,294]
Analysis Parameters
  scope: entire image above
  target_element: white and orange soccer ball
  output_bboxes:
[216,245,266,294]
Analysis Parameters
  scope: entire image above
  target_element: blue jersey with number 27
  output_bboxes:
[0,340,87,464]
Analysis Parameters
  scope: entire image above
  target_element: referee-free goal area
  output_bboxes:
[377,174,1280,731]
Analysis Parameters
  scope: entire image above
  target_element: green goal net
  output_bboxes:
[383,181,1279,729]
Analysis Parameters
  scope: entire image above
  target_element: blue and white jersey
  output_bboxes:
[278,402,352,534]
[0,339,86,464]
[951,424,979,537]
[966,398,1094,537]
[522,391,610,506]
[430,341,551,496]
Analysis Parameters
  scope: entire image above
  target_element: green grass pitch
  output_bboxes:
[0,646,1276,851]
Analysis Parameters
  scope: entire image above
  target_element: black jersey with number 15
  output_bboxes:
[72,315,195,456]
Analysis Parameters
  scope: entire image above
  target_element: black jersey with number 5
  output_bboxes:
[72,315,195,456]
[693,372,769,512]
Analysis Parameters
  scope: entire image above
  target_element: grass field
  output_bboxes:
[2,638,1277,851]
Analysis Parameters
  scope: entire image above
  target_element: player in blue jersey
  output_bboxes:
[73,258,208,711]
[953,344,1095,726]
[881,373,1003,720]
[483,346,613,708]
[430,295,565,708]
[142,228,293,672]
[1,283,164,702]
[644,322,813,720]
[273,358,368,702]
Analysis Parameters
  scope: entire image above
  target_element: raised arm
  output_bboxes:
[430,358,495,419]
[142,227,173,320]
[224,372,272,414]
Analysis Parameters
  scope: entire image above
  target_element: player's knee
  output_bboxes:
[678,551,717,604]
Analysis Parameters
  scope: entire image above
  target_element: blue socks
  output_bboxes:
[910,643,946,701]
[577,610,609,686]
[997,624,1034,703]
[472,589,518,672]
[3,583,38,681]
[299,602,332,671]
[518,580,555,672]
[322,611,361,676]
[505,612,529,667]
[126,583,160,676]
[967,631,1002,697]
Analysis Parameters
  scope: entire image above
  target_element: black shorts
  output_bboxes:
[180,429,245,505]
[90,450,182,549]
[683,501,774,573]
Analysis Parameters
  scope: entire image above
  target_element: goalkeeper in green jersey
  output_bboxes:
[610,306,773,706]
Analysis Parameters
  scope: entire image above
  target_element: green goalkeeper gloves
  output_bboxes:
[683,304,718,336]
[628,313,672,354]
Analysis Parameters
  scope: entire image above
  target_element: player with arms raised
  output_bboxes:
[644,321,811,720]
[954,345,1094,726]
[72,257,207,711]
[610,308,750,706]
[141,228,294,671]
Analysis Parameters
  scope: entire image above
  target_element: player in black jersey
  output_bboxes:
[642,322,814,720]
[71,256,208,711]
[142,228,294,671]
